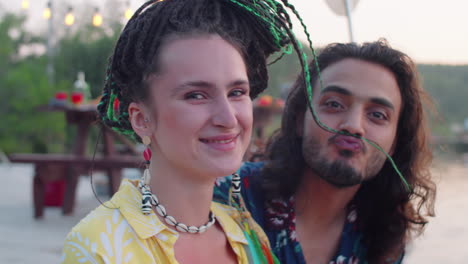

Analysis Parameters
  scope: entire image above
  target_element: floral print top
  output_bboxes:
[62,179,259,264]
[214,162,403,264]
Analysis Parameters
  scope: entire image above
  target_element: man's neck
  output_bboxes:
[295,168,360,226]
[294,168,361,263]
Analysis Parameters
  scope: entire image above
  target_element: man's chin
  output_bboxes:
[338,149,356,158]
[319,175,363,188]
[312,160,364,188]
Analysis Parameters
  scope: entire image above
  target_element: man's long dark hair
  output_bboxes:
[262,39,436,263]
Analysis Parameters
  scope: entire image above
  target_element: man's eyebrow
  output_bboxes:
[320,85,352,96]
[370,97,395,111]
[321,85,395,110]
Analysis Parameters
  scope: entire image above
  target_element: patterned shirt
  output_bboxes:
[61,179,257,264]
[214,162,404,264]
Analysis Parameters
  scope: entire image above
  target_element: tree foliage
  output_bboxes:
[54,23,121,97]
[418,64,468,123]
[0,12,120,154]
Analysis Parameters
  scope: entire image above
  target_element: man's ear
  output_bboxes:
[296,111,305,137]
[128,102,152,139]
[389,141,397,156]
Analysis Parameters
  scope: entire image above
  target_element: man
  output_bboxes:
[215,40,436,263]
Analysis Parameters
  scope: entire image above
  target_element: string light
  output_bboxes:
[124,1,133,20]
[92,7,103,27]
[43,8,51,19]
[124,8,134,20]
[43,2,52,20]
[24,1,137,24]
[21,0,30,10]
[64,7,75,26]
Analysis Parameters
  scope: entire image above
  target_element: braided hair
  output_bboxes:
[97,0,304,141]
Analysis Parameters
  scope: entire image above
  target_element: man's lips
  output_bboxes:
[331,135,364,153]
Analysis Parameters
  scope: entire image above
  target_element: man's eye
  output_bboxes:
[369,111,387,120]
[324,101,343,108]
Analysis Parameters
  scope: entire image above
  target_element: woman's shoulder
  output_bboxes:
[65,204,123,242]
[61,205,128,263]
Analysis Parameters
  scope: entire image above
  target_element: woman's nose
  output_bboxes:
[211,97,237,129]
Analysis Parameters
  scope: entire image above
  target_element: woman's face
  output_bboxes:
[146,35,252,178]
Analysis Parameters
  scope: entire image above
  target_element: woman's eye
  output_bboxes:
[229,89,248,97]
[184,92,205,100]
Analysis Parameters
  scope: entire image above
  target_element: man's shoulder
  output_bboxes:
[234,162,266,196]
[213,162,266,213]
[239,161,265,177]
[214,162,264,193]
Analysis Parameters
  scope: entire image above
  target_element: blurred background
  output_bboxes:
[0,0,467,263]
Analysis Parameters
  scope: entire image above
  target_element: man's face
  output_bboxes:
[300,59,402,187]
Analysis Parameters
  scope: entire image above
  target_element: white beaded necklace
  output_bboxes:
[138,180,216,234]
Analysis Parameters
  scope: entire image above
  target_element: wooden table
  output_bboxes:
[9,104,143,218]
[63,105,140,214]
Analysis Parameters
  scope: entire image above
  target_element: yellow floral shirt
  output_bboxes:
[61,179,257,264]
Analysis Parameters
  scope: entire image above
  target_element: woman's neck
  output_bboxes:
[147,161,216,227]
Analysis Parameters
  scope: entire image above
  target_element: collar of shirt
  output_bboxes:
[107,179,248,245]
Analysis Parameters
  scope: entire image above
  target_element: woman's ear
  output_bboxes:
[128,102,152,139]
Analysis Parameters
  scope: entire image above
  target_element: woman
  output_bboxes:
[61,0,307,263]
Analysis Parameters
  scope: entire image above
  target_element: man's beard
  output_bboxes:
[302,134,387,188]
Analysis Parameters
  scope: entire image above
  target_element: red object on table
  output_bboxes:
[257,95,273,107]
[71,91,84,105]
[55,91,68,100]
[44,180,65,206]
[9,105,142,218]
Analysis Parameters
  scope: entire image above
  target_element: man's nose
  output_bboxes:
[338,108,365,137]
[211,97,237,129]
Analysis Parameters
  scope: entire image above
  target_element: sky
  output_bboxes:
[290,0,468,65]
[2,0,467,65]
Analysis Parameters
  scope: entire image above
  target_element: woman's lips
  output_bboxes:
[200,134,239,151]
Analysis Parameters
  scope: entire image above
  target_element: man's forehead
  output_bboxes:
[315,58,402,110]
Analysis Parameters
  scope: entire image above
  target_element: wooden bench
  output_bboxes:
[8,153,143,219]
